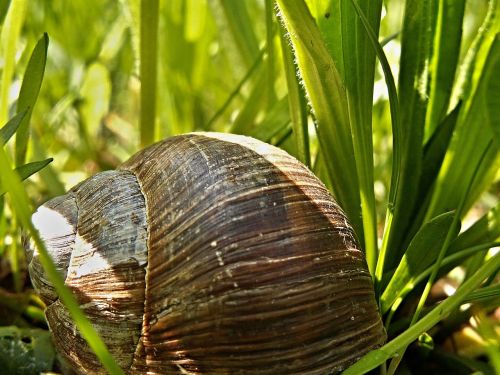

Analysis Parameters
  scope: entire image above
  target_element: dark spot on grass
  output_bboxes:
[325,12,330,19]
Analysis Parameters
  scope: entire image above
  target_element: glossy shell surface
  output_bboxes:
[28,132,385,374]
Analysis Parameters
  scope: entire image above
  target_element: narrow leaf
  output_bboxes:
[484,34,500,147]
[140,0,159,147]
[219,0,260,69]
[343,252,500,374]
[424,0,466,142]
[383,0,435,267]
[381,212,457,314]
[0,158,53,196]
[279,21,310,167]
[15,33,48,166]
[275,0,363,240]
[0,138,124,375]
[426,30,500,220]
[0,110,27,145]
[348,0,401,285]
[450,201,500,252]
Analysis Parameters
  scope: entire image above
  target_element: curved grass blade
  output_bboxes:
[0,110,27,145]
[382,0,435,268]
[426,11,500,221]
[205,48,265,130]
[0,144,124,375]
[275,0,363,244]
[342,252,500,375]
[385,242,500,326]
[0,158,53,196]
[380,211,457,314]
[15,33,48,166]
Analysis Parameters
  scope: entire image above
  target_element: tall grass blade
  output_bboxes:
[348,0,401,285]
[0,0,27,124]
[383,0,435,267]
[343,252,500,374]
[380,211,457,314]
[426,30,500,220]
[140,0,159,147]
[15,33,48,166]
[275,0,363,242]
[424,0,466,143]
[328,0,382,271]
[219,0,260,69]
[0,146,124,375]
[278,23,309,167]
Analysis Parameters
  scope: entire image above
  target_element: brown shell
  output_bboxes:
[28,132,385,374]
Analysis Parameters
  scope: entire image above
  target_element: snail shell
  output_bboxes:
[27,132,385,374]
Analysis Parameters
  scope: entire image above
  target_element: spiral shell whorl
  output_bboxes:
[29,132,385,374]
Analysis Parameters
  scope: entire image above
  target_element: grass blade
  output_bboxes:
[0,158,53,196]
[219,0,260,69]
[426,30,500,220]
[0,110,28,145]
[332,0,383,271]
[15,33,48,166]
[278,21,310,167]
[140,0,159,147]
[275,0,363,242]
[424,0,466,142]
[0,0,27,124]
[348,0,401,285]
[0,146,124,374]
[205,48,265,130]
[450,201,500,252]
[380,211,457,314]
[343,251,500,375]
[383,0,435,267]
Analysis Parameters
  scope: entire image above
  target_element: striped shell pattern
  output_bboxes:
[27,132,385,374]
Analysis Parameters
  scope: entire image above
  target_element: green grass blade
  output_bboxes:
[0,146,124,375]
[264,0,277,108]
[0,110,27,144]
[249,95,290,143]
[450,201,500,252]
[343,251,500,375]
[278,22,310,167]
[464,283,500,304]
[205,48,265,130]
[328,0,383,272]
[383,0,435,268]
[140,0,159,147]
[348,0,401,285]
[0,158,53,196]
[424,0,466,143]
[230,72,268,134]
[15,33,48,166]
[0,0,27,125]
[420,103,461,197]
[485,34,500,147]
[14,158,53,181]
[387,140,497,374]
[426,30,500,220]
[219,0,260,69]
[275,0,363,242]
[380,211,457,314]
